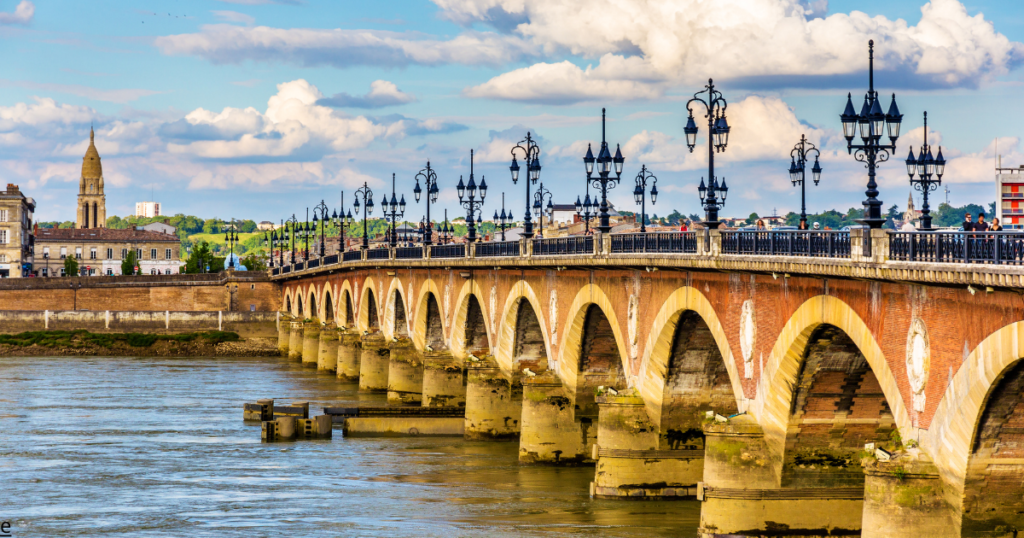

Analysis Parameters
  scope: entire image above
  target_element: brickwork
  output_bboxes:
[463,295,487,354]
[394,292,409,337]
[513,298,546,373]
[660,311,737,450]
[575,305,626,418]
[424,294,443,348]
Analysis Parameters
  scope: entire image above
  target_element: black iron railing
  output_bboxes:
[611,232,697,254]
[342,251,362,262]
[294,261,306,271]
[533,236,593,256]
[306,259,320,269]
[721,231,851,258]
[272,268,280,276]
[281,266,291,274]
[475,241,520,257]
[889,231,1024,265]
[366,249,390,260]
[395,246,423,259]
[431,244,466,258]
[323,254,338,265]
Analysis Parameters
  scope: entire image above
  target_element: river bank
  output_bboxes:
[0,330,279,357]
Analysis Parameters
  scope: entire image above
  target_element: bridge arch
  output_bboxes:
[638,286,742,432]
[322,287,335,324]
[556,284,629,396]
[494,280,551,376]
[755,294,910,487]
[411,279,445,351]
[450,279,491,359]
[929,320,1024,528]
[283,287,294,315]
[358,276,380,333]
[307,286,319,320]
[383,277,411,339]
[337,280,355,327]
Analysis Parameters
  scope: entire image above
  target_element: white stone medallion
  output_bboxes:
[906,317,930,413]
[740,299,756,379]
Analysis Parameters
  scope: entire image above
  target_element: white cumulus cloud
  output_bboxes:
[319,80,417,108]
[0,0,33,25]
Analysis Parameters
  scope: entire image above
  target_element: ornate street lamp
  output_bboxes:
[382,173,406,247]
[414,160,440,246]
[839,39,903,228]
[331,191,354,253]
[313,199,331,258]
[352,182,374,250]
[224,218,239,269]
[905,112,944,230]
[584,108,624,233]
[788,134,822,229]
[684,79,730,229]
[574,191,595,233]
[532,182,553,238]
[285,214,298,264]
[301,209,311,260]
[493,192,512,241]
[440,210,453,244]
[633,165,658,233]
[264,230,274,268]
[457,150,487,243]
[510,132,542,238]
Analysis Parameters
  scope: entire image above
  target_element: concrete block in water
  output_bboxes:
[273,401,309,419]
[296,414,333,439]
[243,398,274,421]
[342,417,464,437]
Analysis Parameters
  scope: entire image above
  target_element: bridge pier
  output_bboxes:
[359,333,389,392]
[277,315,291,356]
[421,351,465,407]
[287,321,303,361]
[464,361,521,440]
[387,338,421,405]
[336,332,361,382]
[519,374,590,465]
[301,322,320,367]
[317,326,339,372]
[591,390,702,498]
[862,456,959,538]
[699,415,862,537]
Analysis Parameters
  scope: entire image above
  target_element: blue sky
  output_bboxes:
[1,0,1022,224]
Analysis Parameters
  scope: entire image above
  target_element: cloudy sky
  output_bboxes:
[1,0,1022,224]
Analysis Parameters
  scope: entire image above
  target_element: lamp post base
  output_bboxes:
[855,217,886,229]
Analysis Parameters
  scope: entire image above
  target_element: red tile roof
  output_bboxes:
[35,227,178,242]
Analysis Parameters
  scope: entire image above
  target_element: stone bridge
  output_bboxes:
[272,229,1024,537]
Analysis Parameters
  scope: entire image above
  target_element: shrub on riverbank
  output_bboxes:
[0,330,240,349]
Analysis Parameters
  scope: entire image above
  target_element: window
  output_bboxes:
[106,269,113,276]
[121,248,128,259]
[41,268,48,277]
[106,248,113,260]
[150,269,157,275]
[75,247,82,259]
[43,247,50,258]
[150,248,157,260]
[0,230,7,244]
[60,246,67,259]
[90,248,97,260]
[165,269,171,275]
[60,267,66,277]
[0,254,6,262]
[165,248,172,260]
[0,209,7,222]
[136,248,142,260]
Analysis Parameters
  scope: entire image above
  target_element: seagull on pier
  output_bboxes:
[523,368,537,377]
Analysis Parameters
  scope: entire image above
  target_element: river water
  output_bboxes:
[0,356,700,537]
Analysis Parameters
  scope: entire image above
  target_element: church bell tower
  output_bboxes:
[77,127,106,229]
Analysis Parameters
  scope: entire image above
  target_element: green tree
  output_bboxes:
[885,204,900,229]
[183,241,214,273]
[63,256,79,277]
[747,212,760,224]
[57,221,76,229]
[238,219,258,233]
[240,253,267,272]
[202,218,221,234]
[121,250,140,275]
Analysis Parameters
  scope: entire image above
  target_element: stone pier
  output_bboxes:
[862,455,959,538]
[591,390,702,498]
[301,322,320,367]
[287,321,303,361]
[464,361,522,440]
[277,315,291,356]
[386,337,421,405]
[698,415,862,537]
[359,333,389,392]
[519,373,589,465]
[317,326,339,372]
[422,350,465,407]
[336,332,361,381]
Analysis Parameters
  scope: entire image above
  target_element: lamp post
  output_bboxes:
[440,210,453,244]
[264,230,274,268]
[224,218,238,269]
[905,112,944,230]
[574,190,595,234]
[414,161,440,246]
[510,132,542,238]
[383,173,406,247]
[493,192,512,241]
[352,182,374,250]
[532,183,553,238]
[457,150,487,243]
[331,192,354,253]
[839,39,903,229]
[633,165,658,233]
[313,199,330,257]
[788,134,823,229]
[684,79,731,229]
[285,214,298,264]
[301,209,311,260]
[583,108,624,234]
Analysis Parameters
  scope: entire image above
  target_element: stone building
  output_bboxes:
[78,128,107,229]
[33,227,181,277]
[0,183,36,278]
